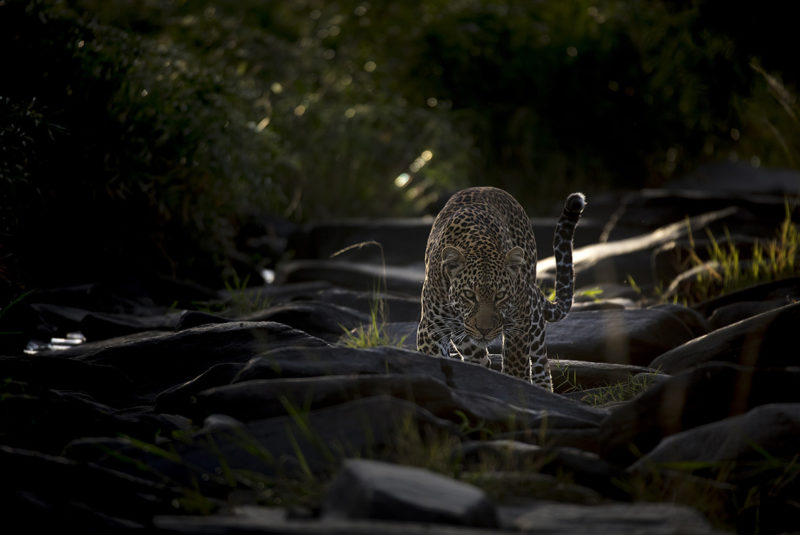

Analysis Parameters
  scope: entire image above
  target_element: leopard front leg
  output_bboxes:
[417,315,452,359]
[502,310,553,391]
[451,338,491,368]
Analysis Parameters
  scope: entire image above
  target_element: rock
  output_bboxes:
[275,259,424,296]
[45,321,330,401]
[692,276,800,324]
[650,301,800,374]
[189,373,588,435]
[632,403,800,468]
[323,458,499,528]
[630,403,800,535]
[242,301,370,341]
[155,505,502,534]
[538,205,740,289]
[551,360,664,393]
[226,346,608,429]
[0,354,135,405]
[546,306,701,367]
[597,363,800,465]
[600,188,794,242]
[666,161,800,194]
[459,440,626,500]
[68,396,462,486]
[311,287,422,323]
[0,444,186,531]
[511,502,715,534]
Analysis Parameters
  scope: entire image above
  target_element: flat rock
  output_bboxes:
[551,360,664,393]
[46,321,330,402]
[538,205,740,289]
[275,259,424,296]
[650,300,800,374]
[546,306,701,367]
[223,345,609,429]
[68,396,462,486]
[597,363,800,465]
[632,403,800,468]
[512,502,715,534]
[189,374,583,435]
[156,505,502,534]
[242,300,370,341]
[323,458,498,528]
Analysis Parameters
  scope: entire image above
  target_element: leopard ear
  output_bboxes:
[505,246,525,269]
[441,246,465,279]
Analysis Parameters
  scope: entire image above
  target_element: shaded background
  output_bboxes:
[2,0,798,299]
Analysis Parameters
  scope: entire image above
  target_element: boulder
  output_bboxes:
[224,346,609,428]
[242,301,370,341]
[46,321,330,402]
[632,403,800,468]
[551,360,664,393]
[650,301,800,374]
[630,403,800,535]
[68,396,462,486]
[546,306,700,367]
[323,458,498,528]
[538,205,740,289]
[511,502,715,534]
[189,374,589,435]
[597,363,800,465]
[275,259,424,296]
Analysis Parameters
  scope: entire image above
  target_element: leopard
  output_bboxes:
[416,186,586,391]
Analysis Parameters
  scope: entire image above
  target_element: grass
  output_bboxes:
[625,447,800,533]
[553,362,662,407]
[332,240,409,349]
[673,199,799,303]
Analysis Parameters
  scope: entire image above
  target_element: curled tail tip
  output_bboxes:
[564,192,586,216]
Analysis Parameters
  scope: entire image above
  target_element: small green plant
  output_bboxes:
[680,199,800,303]
[332,240,409,349]
[553,361,661,407]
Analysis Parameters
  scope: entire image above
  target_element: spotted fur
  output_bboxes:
[417,187,585,390]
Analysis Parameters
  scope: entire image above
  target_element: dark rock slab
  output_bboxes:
[224,346,608,428]
[323,458,498,528]
[459,440,626,501]
[189,374,584,434]
[242,301,370,341]
[600,188,794,242]
[538,205,740,289]
[0,380,187,453]
[551,360,663,393]
[68,396,462,486]
[155,505,501,534]
[311,287,422,323]
[511,502,715,534]
[597,363,800,465]
[1,444,187,531]
[47,321,330,401]
[275,259,423,296]
[546,306,700,367]
[632,403,800,468]
[0,354,135,405]
[692,276,800,323]
[631,403,800,535]
[650,301,800,374]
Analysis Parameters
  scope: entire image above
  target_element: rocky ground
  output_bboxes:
[2,167,800,534]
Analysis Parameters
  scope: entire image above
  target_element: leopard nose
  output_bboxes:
[477,326,493,336]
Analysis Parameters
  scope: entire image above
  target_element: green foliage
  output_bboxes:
[553,362,661,407]
[338,295,408,349]
[678,200,800,303]
[4,0,800,290]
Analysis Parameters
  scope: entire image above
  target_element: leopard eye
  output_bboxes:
[495,291,507,302]
[463,289,476,300]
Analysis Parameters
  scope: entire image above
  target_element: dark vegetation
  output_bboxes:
[2,0,799,298]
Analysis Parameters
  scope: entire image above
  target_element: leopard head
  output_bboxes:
[440,244,525,343]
